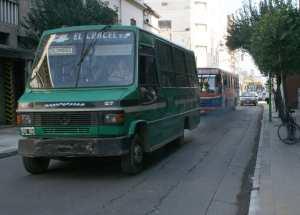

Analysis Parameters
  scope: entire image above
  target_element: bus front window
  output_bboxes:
[199,75,217,93]
[30,31,135,89]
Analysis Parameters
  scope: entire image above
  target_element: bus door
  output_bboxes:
[139,45,164,148]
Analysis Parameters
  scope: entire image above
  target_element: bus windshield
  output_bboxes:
[199,74,217,93]
[30,30,135,89]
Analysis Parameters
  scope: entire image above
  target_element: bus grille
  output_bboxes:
[43,127,90,135]
[31,112,97,126]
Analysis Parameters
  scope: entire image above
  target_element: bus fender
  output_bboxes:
[128,120,148,137]
[128,120,148,151]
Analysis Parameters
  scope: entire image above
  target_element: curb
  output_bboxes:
[0,147,17,159]
[248,107,266,215]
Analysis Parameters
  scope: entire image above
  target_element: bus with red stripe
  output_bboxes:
[198,68,239,113]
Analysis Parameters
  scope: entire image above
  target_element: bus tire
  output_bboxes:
[121,134,144,175]
[22,157,50,174]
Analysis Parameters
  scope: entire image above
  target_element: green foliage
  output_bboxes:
[22,0,118,45]
[226,0,300,77]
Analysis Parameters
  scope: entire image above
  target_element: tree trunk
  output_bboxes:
[274,74,281,113]
[281,71,289,121]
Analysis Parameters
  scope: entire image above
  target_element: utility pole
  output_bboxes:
[269,72,272,122]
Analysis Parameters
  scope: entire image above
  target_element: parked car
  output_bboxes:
[257,92,264,101]
[240,92,258,106]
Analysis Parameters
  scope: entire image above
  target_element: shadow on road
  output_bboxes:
[31,138,191,179]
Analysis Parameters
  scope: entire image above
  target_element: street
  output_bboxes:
[0,107,262,215]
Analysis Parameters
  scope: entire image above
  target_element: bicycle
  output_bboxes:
[277,109,300,145]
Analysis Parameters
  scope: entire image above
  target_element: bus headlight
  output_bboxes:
[17,114,32,125]
[103,113,125,124]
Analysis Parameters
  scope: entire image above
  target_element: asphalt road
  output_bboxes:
[0,106,262,215]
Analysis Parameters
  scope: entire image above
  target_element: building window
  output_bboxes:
[0,32,9,45]
[195,23,207,32]
[161,2,168,6]
[158,20,172,29]
[0,0,18,25]
[18,36,36,49]
[130,18,136,26]
[195,45,207,56]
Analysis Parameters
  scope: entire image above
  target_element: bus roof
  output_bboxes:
[42,25,137,36]
[197,68,238,77]
[41,25,194,54]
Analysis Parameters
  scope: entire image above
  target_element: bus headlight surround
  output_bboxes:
[17,114,32,125]
[103,113,125,124]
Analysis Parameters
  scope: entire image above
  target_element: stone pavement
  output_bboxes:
[249,107,300,215]
[0,127,19,158]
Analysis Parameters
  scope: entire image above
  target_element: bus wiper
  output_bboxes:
[74,26,111,87]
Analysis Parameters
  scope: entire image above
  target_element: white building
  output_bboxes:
[145,0,229,69]
[104,0,160,34]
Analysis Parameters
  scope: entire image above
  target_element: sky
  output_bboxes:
[226,0,243,14]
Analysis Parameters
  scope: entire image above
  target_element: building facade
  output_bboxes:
[0,0,33,125]
[145,0,228,68]
[105,0,160,34]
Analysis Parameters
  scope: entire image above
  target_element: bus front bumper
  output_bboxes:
[18,137,130,158]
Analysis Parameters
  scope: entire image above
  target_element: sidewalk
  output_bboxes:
[0,127,19,158]
[249,107,300,215]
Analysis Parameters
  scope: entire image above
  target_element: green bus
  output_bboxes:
[17,25,200,174]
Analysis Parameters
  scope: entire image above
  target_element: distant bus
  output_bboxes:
[198,68,239,113]
[17,25,200,175]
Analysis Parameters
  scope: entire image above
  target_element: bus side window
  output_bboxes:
[139,46,158,87]
[216,75,222,93]
[223,76,228,88]
[185,53,198,88]
[173,49,189,87]
[157,42,175,87]
[139,46,159,104]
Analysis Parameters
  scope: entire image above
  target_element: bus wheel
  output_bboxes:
[121,134,144,174]
[22,157,50,174]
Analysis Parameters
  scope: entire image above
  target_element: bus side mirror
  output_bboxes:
[140,87,157,105]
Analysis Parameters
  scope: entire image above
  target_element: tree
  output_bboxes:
[22,0,118,45]
[226,0,300,116]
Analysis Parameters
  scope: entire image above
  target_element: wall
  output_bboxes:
[143,12,160,34]
[298,88,300,109]
[286,75,300,108]
[145,0,229,69]
[145,0,191,47]
[121,0,144,27]
[0,0,30,49]
[0,62,5,124]
[106,0,144,28]
[0,0,31,125]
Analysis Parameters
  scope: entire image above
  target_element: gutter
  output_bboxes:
[126,0,147,10]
